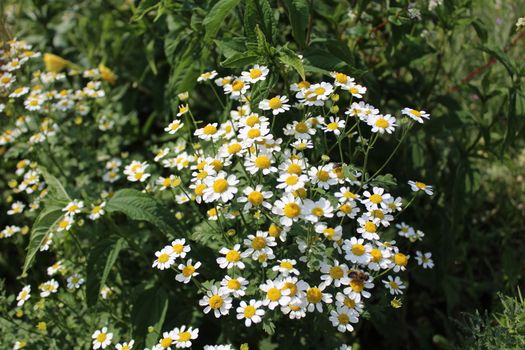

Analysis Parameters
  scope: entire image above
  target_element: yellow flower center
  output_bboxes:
[227,279,241,290]
[317,170,330,181]
[208,295,224,309]
[314,87,326,95]
[335,73,348,84]
[231,80,245,91]
[297,80,310,89]
[227,143,242,154]
[306,287,322,303]
[160,337,173,348]
[268,97,282,109]
[249,69,262,79]
[58,219,69,229]
[285,175,299,186]
[283,282,297,296]
[351,244,365,256]
[247,191,264,205]
[364,221,377,233]
[283,202,301,218]
[178,331,191,342]
[158,253,170,263]
[213,179,229,193]
[247,128,261,138]
[415,181,427,189]
[350,279,364,292]
[254,155,271,169]
[246,115,260,126]
[295,122,308,133]
[172,244,184,254]
[344,297,356,309]
[389,281,399,289]
[311,207,324,217]
[410,109,421,117]
[372,209,384,219]
[225,250,241,262]
[182,265,195,277]
[329,266,344,279]
[349,87,359,94]
[280,261,293,269]
[203,124,218,135]
[194,184,206,196]
[268,224,282,237]
[323,228,335,239]
[326,122,339,130]
[370,248,382,262]
[338,313,350,324]
[244,305,256,317]
[267,287,281,301]
[251,236,267,250]
[369,194,382,204]
[375,118,389,128]
[96,333,107,343]
[394,253,408,266]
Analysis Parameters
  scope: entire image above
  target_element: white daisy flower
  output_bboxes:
[199,286,233,318]
[272,193,303,227]
[272,259,300,277]
[415,251,434,269]
[241,65,269,83]
[258,95,290,115]
[173,325,199,348]
[260,279,291,310]
[401,107,430,123]
[16,285,31,306]
[217,244,248,270]
[203,172,239,203]
[368,114,397,134]
[237,185,273,210]
[408,180,434,195]
[236,299,265,327]
[329,307,359,333]
[320,260,348,287]
[175,259,201,284]
[219,276,248,297]
[92,327,113,349]
[152,248,175,270]
[382,275,406,295]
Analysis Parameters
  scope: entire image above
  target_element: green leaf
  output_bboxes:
[132,287,169,349]
[478,46,515,78]
[221,51,260,68]
[39,166,71,202]
[283,0,309,48]
[86,236,125,306]
[262,317,276,335]
[203,0,241,42]
[278,47,305,80]
[22,204,64,276]
[106,189,179,236]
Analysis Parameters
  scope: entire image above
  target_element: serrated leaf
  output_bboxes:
[39,166,71,202]
[22,204,64,276]
[283,0,309,48]
[86,236,125,306]
[203,0,241,42]
[262,318,276,335]
[278,47,305,80]
[221,52,260,68]
[106,189,178,236]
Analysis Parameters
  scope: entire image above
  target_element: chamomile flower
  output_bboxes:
[383,276,406,295]
[156,175,181,190]
[241,65,269,83]
[220,276,248,297]
[315,223,343,242]
[244,231,277,260]
[56,216,73,232]
[157,330,177,349]
[331,71,354,89]
[236,299,265,327]
[197,70,218,82]
[329,307,359,333]
[392,252,409,272]
[308,165,337,189]
[335,187,360,203]
[342,274,374,302]
[115,341,135,350]
[195,123,220,141]
[63,200,84,216]
[92,327,113,349]
[361,187,391,210]
[173,326,199,348]
[199,286,233,318]
[284,120,316,139]
[335,292,364,314]
[176,259,201,284]
[169,239,191,258]
[9,86,29,98]
[343,237,372,265]
[24,95,44,111]
[415,251,434,269]
[302,198,334,223]
[401,107,430,123]
[244,152,277,175]
[369,114,397,134]
[7,201,25,215]
[0,72,15,88]
[276,173,308,192]
[260,279,291,310]
[272,259,300,277]
[300,282,332,312]
[259,95,290,115]
[367,245,392,271]
[237,185,273,210]
[16,285,31,306]
[320,260,348,287]
[272,193,303,226]
[165,120,184,134]
[224,78,250,97]
[152,248,175,270]
[67,274,85,289]
[346,82,367,98]
[408,180,434,195]
[217,244,248,269]
[203,172,239,203]
[322,117,346,136]
[89,202,106,220]
[39,279,59,297]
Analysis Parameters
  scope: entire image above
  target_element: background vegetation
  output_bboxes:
[1,0,524,349]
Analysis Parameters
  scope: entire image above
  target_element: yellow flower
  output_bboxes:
[43,53,69,72]
[99,63,117,84]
